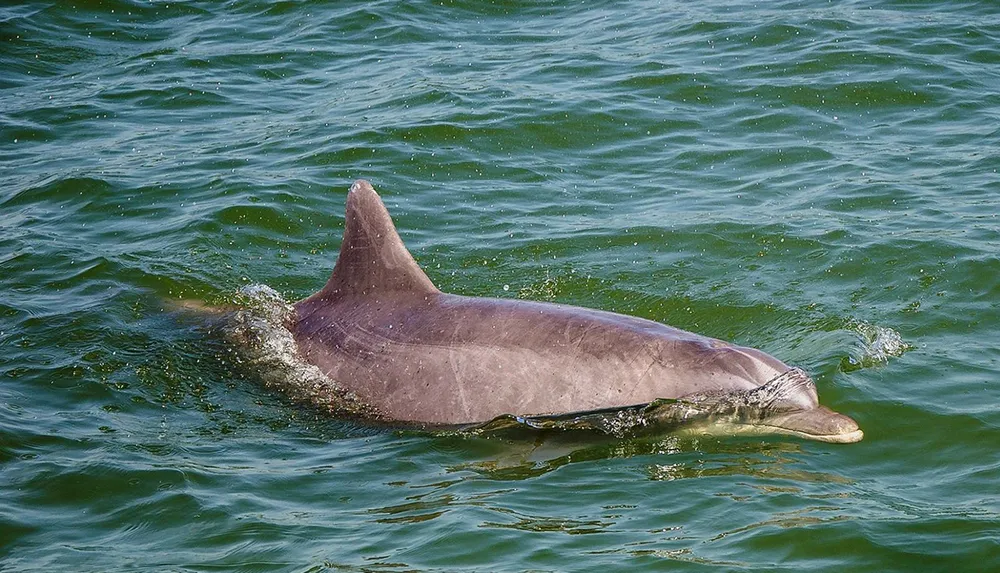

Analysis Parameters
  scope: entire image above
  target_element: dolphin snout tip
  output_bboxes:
[824,412,864,444]
[762,407,864,444]
[350,179,375,194]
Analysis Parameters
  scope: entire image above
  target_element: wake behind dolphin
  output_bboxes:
[223,180,863,443]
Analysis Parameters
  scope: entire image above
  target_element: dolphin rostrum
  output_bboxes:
[232,180,863,443]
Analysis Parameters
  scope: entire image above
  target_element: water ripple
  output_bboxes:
[3,0,1000,570]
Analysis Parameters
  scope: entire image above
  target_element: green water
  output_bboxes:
[3,0,999,570]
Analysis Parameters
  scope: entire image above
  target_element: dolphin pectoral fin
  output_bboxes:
[756,406,864,444]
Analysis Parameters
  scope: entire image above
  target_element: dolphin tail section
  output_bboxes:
[319,180,439,299]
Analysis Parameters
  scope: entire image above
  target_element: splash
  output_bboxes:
[218,284,377,418]
[841,319,911,371]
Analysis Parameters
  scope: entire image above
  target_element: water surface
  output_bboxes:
[2,1,999,571]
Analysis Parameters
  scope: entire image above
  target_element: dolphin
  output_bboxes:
[239,180,862,443]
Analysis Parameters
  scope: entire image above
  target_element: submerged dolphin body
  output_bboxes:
[273,180,862,443]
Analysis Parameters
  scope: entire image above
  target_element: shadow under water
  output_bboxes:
[435,428,853,485]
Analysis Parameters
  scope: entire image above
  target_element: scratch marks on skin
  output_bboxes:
[567,321,600,350]
[751,367,817,411]
[686,367,818,418]
[622,355,658,406]
[448,344,473,421]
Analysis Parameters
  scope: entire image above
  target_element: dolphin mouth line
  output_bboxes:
[673,420,865,444]
[751,423,865,444]
[461,400,866,444]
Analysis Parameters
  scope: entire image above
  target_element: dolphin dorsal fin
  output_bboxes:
[321,180,438,298]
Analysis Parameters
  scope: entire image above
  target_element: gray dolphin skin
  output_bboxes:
[287,180,863,443]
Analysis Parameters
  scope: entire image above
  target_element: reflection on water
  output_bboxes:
[482,508,612,535]
[354,429,861,570]
[644,443,853,485]
[367,494,456,524]
[589,546,748,569]
[709,506,851,542]
[466,434,852,484]
[361,431,856,530]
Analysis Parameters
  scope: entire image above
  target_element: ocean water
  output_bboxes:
[2,0,999,571]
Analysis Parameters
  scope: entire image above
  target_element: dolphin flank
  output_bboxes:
[249,180,863,443]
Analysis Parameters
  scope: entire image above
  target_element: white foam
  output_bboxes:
[220,284,375,417]
[845,319,911,368]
